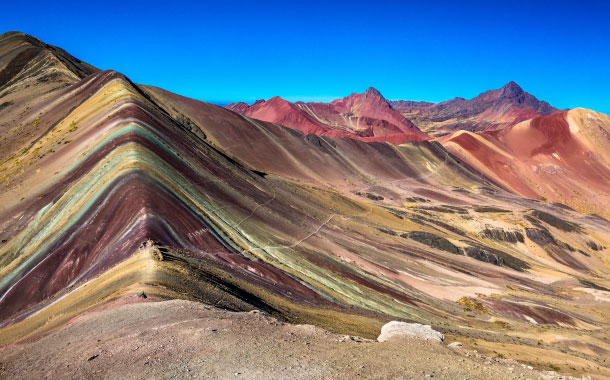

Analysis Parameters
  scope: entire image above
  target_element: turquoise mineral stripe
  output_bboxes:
[67,122,182,172]
[37,202,54,221]
[0,143,247,293]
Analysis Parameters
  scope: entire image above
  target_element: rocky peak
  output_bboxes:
[364,86,384,99]
[225,102,250,113]
[499,81,524,99]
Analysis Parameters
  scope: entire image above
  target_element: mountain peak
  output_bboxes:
[1,31,35,40]
[0,31,44,50]
[499,81,524,98]
[1,31,27,38]
[364,86,383,98]
[0,31,99,88]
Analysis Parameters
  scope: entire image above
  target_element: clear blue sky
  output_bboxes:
[3,0,609,112]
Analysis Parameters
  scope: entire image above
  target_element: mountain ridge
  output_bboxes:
[0,31,98,88]
[226,86,429,144]
[227,81,559,139]
[389,81,559,135]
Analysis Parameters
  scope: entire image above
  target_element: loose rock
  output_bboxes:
[377,321,444,343]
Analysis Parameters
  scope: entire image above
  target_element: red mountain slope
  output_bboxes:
[226,87,429,143]
[440,109,610,217]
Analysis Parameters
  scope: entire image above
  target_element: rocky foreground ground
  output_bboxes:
[0,298,593,380]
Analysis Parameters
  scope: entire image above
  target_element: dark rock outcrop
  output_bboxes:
[462,246,529,272]
[529,210,582,233]
[525,228,556,246]
[472,206,510,213]
[481,228,524,243]
[579,279,610,292]
[463,246,505,266]
[365,193,384,201]
[401,231,460,254]
[377,228,397,236]
[587,241,604,251]
[405,196,430,203]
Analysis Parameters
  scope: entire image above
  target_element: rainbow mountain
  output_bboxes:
[1,31,610,379]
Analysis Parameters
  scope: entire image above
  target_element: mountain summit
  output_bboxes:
[498,81,524,99]
[0,31,97,88]
[226,87,429,144]
[389,81,558,136]
[364,86,383,98]
[228,82,558,139]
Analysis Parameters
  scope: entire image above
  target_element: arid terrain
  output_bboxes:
[0,31,609,379]
[0,298,591,380]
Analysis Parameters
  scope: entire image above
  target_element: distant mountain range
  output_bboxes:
[390,81,558,136]
[227,87,429,144]
[228,81,559,139]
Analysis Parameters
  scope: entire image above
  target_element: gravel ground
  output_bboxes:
[0,298,583,380]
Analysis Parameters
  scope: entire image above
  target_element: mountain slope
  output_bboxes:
[226,87,430,143]
[390,81,559,136]
[0,299,578,380]
[440,109,610,218]
[0,31,97,88]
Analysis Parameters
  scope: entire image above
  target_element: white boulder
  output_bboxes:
[377,321,444,343]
